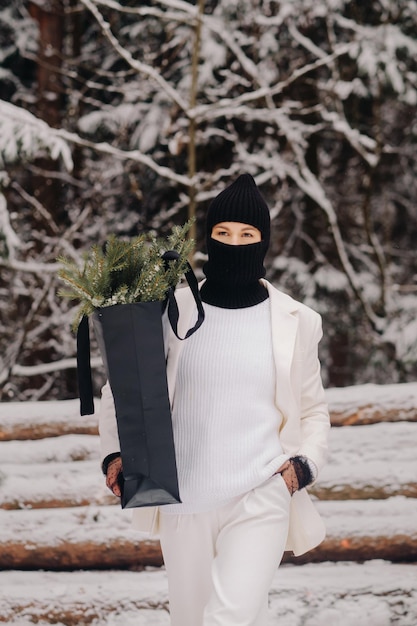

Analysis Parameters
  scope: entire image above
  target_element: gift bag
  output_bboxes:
[77,255,204,509]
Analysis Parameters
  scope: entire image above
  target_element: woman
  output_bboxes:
[99,173,330,626]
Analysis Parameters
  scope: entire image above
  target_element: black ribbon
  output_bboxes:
[162,250,205,340]
[77,315,94,416]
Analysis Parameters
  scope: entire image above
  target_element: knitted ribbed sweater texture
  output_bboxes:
[161,300,289,515]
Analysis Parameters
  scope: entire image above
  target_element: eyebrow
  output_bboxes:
[214,224,257,231]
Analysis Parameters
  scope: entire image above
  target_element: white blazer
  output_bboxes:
[99,280,330,557]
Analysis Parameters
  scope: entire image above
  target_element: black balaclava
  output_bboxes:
[200,173,271,309]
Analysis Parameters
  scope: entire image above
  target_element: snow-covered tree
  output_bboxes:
[0,0,416,400]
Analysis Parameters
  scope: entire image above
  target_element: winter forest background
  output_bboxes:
[0,0,416,403]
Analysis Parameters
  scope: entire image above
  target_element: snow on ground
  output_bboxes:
[0,383,416,625]
[0,561,416,625]
[325,382,417,415]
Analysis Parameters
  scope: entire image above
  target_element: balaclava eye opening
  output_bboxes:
[201,173,271,309]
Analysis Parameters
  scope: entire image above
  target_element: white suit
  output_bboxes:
[99,279,330,557]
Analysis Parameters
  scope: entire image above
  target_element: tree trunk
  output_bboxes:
[187,0,205,255]
[28,0,66,223]
[28,0,64,128]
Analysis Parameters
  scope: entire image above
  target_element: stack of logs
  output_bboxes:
[1,384,416,570]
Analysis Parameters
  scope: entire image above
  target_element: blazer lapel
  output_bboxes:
[166,285,202,405]
[263,281,299,425]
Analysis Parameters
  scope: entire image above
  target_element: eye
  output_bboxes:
[242,230,258,238]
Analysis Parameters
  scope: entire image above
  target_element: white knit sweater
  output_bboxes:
[161,299,289,515]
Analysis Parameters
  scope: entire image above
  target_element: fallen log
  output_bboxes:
[288,532,417,565]
[2,422,416,509]
[1,383,416,441]
[290,496,417,564]
[0,505,161,570]
[310,421,417,500]
[0,537,164,570]
[2,462,416,510]
[0,434,99,464]
[327,382,417,426]
[0,459,113,510]
[1,498,416,570]
[310,482,417,500]
[0,400,98,441]
[1,530,415,569]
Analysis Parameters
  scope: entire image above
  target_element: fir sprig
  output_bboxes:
[58,221,194,330]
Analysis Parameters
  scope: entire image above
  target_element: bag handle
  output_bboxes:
[77,314,94,416]
[77,252,205,415]
[162,250,205,340]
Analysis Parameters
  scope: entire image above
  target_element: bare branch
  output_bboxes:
[0,192,20,261]
[190,43,352,120]
[90,0,196,22]
[187,0,205,247]
[56,127,192,187]
[79,0,190,113]
[0,259,60,274]
[11,182,60,235]
[10,357,102,377]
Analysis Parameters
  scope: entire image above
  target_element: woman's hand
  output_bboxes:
[276,460,299,496]
[106,456,123,497]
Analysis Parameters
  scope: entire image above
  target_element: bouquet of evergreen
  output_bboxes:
[57,221,194,330]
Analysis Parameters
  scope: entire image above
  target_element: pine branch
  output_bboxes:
[57,221,195,329]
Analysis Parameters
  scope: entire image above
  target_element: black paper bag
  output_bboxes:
[76,256,204,509]
[92,301,180,508]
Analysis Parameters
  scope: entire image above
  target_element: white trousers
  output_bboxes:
[159,473,291,626]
